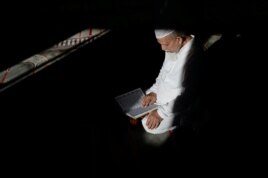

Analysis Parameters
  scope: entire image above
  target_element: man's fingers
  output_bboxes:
[155,121,160,129]
[142,95,156,107]
[146,117,155,129]
[152,120,159,129]
[149,100,155,105]
[144,99,152,107]
[150,121,156,129]
[141,98,146,107]
[146,117,151,128]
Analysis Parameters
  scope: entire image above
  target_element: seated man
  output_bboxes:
[141,29,197,134]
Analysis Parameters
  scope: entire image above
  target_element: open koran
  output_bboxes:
[115,88,158,119]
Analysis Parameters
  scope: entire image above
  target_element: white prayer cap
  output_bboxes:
[154,29,174,39]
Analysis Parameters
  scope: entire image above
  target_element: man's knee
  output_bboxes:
[141,116,176,134]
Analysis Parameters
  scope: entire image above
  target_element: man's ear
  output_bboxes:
[176,36,183,45]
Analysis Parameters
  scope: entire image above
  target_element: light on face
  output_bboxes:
[158,37,180,53]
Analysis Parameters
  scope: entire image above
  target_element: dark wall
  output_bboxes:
[1,0,266,71]
[0,27,164,176]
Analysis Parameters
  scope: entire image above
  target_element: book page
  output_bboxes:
[115,88,157,119]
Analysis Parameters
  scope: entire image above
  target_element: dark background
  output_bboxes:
[1,0,267,71]
[0,0,267,176]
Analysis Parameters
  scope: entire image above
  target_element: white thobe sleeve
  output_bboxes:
[157,99,177,120]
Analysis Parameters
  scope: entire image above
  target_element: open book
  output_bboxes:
[115,88,158,119]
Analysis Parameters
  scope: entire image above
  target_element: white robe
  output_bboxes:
[142,37,194,134]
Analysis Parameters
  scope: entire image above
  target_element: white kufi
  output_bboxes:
[154,29,174,39]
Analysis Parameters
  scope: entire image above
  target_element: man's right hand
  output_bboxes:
[141,92,157,107]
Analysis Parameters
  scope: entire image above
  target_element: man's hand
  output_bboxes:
[141,92,157,107]
[146,110,163,129]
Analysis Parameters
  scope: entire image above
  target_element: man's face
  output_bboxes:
[157,35,182,53]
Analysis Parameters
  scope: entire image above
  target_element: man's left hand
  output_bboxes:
[146,110,163,129]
